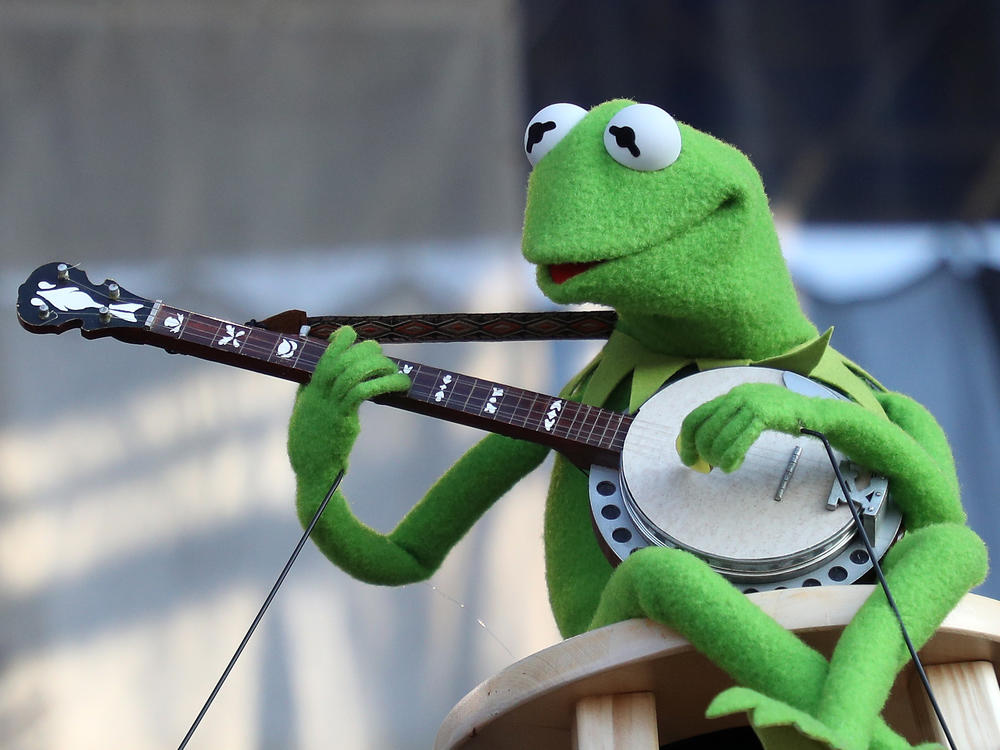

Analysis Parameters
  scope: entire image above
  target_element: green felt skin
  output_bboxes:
[288,100,987,749]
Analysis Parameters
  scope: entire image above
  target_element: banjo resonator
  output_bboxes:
[589,367,901,593]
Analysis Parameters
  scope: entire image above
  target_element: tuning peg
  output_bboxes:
[37,302,51,320]
[107,282,121,300]
[99,306,112,324]
[57,263,69,280]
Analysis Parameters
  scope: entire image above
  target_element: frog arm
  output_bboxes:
[289,327,550,585]
[296,432,549,585]
[875,390,960,499]
[677,383,964,528]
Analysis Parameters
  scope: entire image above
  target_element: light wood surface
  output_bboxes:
[917,661,1000,749]
[572,693,658,750]
[435,587,1000,749]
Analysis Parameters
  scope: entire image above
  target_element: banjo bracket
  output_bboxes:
[825,461,891,544]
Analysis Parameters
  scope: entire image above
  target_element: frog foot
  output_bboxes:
[706,687,854,750]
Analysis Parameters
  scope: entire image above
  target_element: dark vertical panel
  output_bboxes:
[519,0,1000,220]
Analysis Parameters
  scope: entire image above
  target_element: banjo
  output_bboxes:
[17,262,900,593]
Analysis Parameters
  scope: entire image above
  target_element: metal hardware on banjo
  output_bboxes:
[16,262,900,593]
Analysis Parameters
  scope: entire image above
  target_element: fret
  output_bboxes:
[263,331,281,360]
[212,320,252,352]
[513,388,535,428]
[527,391,547,430]
[542,398,566,432]
[449,374,474,411]
[561,401,587,443]
[615,414,634,448]
[481,383,506,416]
[575,404,604,448]
[154,304,190,340]
[588,405,614,448]
[582,404,601,446]
[457,376,477,414]
[468,378,490,416]
[516,390,537,430]
[604,413,623,450]
[268,333,305,368]
[470,378,496,418]
[501,386,530,428]
[295,337,325,375]
[603,413,626,450]
[593,410,616,450]
[417,365,443,400]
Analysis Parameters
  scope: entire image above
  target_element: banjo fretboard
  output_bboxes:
[146,301,629,468]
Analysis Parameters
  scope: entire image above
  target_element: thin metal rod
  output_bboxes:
[177,470,345,750]
[800,429,957,750]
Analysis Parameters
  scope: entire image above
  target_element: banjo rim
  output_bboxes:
[589,366,903,590]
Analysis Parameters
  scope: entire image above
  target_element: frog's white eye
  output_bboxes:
[524,103,587,167]
[603,104,682,171]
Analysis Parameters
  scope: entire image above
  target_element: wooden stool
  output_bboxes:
[435,587,1000,749]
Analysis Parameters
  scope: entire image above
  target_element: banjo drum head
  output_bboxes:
[619,367,857,578]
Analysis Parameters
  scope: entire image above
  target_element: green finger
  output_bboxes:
[678,398,727,465]
[352,372,412,403]
[717,417,764,473]
[693,400,749,463]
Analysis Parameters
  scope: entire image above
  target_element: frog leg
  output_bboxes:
[590,548,935,749]
[589,547,830,716]
[672,385,986,748]
[712,525,986,750]
[813,523,987,748]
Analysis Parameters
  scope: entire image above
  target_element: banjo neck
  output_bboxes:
[146,302,628,469]
[17,263,628,470]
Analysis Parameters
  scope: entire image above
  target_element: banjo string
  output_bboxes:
[176,470,345,750]
[800,429,957,750]
[425,583,517,660]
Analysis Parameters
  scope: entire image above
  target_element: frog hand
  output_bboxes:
[677,383,811,474]
[288,325,411,481]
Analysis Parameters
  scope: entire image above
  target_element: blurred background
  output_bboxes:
[1,1,998,748]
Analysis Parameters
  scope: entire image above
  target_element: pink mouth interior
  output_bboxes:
[549,261,601,284]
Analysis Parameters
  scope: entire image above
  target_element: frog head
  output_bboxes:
[521,99,816,360]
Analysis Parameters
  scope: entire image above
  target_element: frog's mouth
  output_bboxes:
[549,261,603,284]
[541,190,744,286]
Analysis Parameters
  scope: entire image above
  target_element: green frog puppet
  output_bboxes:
[287,99,987,749]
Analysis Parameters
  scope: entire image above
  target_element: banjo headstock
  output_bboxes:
[16,262,154,340]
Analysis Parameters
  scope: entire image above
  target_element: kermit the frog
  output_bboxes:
[287,99,987,749]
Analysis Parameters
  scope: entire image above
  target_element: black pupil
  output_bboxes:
[609,125,641,158]
[526,120,557,153]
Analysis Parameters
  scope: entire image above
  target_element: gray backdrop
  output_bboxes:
[2,3,997,749]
